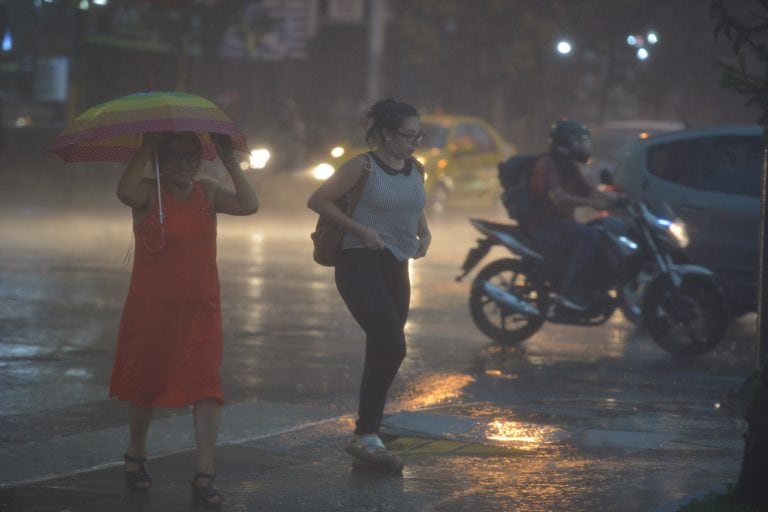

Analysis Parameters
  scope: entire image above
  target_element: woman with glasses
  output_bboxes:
[307,98,431,472]
[110,132,258,506]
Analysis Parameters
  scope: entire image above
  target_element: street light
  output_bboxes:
[626,30,658,60]
[556,40,573,56]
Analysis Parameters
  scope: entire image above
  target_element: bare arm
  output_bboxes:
[116,134,159,209]
[307,154,384,249]
[413,210,432,259]
[587,187,617,209]
[208,134,259,216]
[549,184,614,211]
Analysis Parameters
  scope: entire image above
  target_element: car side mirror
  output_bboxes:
[599,168,613,186]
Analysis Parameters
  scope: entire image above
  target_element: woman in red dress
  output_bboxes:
[110,132,258,506]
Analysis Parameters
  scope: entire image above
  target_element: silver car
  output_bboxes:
[610,125,763,317]
[582,119,685,185]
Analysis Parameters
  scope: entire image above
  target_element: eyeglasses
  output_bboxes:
[159,151,201,166]
[395,130,425,144]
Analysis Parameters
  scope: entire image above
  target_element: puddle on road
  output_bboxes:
[482,418,568,447]
[388,436,529,457]
[0,343,52,359]
[396,372,475,410]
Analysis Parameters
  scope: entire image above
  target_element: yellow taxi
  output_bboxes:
[309,114,516,213]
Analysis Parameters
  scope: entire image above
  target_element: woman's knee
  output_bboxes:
[367,332,406,364]
[391,342,406,365]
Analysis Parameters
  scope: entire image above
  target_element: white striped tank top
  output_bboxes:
[341,152,426,261]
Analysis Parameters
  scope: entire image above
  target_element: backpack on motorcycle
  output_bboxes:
[498,154,537,223]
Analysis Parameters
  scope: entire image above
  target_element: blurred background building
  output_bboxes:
[0,0,760,194]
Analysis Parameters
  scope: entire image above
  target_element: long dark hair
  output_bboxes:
[364,98,419,148]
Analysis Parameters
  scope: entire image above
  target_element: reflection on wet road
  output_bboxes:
[0,204,756,509]
[0,208,755,419]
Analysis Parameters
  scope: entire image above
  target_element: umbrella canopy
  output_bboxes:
[47,91,248,163]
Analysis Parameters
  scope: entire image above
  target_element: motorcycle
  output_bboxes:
[456,197,729,357]
[588,213,691,327]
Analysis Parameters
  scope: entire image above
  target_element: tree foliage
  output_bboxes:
[711,1,768,506]
[387,0,744,139]
[712,0,768,123]
[387,0,564,113]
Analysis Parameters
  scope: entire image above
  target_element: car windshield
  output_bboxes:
[420,122,449,149]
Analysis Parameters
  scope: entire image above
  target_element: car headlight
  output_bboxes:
[312,163,335,180]
[248,148,271,170]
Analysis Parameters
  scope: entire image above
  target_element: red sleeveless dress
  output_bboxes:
[109,181,224,407]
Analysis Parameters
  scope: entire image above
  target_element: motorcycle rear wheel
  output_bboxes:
[642,274,728,356]
[469,258,547,346]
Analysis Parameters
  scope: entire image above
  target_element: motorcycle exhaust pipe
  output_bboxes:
[480,281,540,316]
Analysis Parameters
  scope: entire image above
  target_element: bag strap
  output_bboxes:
[345,154,372,215]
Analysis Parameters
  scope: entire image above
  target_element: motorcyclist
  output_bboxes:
[523,119,620,311]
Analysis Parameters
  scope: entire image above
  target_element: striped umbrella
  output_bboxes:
[47,91,248,162]
[47,91,248,224]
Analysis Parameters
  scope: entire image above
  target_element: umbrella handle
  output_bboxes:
[153,149,164,225]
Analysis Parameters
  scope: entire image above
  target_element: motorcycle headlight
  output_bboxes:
[657,218,689,248]
[668,221,689,248]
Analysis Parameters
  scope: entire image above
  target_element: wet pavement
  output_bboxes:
[0,387,747,511]
[0,185,757,511]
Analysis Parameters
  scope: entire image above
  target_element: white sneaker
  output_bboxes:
[345,434,404,472]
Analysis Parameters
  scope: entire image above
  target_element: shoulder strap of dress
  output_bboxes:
[347,154,372,215]
[363,153,373,173]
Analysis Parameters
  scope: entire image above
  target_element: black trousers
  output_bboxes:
[526,220,603,299]
[335,248,410,435]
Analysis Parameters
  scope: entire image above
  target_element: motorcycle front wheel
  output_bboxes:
[642,274,728,356]
[469,258,547,346]
[618,269,653,325]
[619,252,690,325]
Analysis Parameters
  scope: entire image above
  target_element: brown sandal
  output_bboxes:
[123,453,151,492]
[191,472,223,508]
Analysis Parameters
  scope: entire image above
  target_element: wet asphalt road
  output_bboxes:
[0,202,497,439]
[0,182,758,510]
